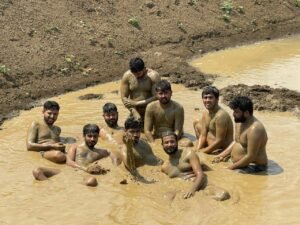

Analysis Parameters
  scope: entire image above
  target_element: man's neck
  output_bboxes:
[208,105,220,115]
[160,100,172,108]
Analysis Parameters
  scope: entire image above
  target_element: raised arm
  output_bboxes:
[228,126,263,170]
[174,105,184,138]
[144,105,155,142]
[183,152,205,199]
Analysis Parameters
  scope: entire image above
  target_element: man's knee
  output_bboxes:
[85,177,98,187]
[54,151,66,163]
[32,167,42,178]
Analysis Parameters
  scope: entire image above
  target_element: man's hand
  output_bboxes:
[52,143,66,152]
[123,98,137,108]
[183,191,195,199]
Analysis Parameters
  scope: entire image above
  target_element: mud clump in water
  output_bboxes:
[221,84,300,112]
[78,93,104,100]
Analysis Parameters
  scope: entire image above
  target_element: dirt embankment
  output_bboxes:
[1,0,300,124]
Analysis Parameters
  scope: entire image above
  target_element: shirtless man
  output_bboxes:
[115,117,161,173]
[27,101,66,164]
[99,103,125,145]
[161,131,230,200]
[213,96,268,173]
[194,86,233,154]
[67,124,110,186]
[144,80,193,147]
[120,57,160,122]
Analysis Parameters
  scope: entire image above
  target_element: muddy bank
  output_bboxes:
[221,84,300,112]
[1,0,300,124]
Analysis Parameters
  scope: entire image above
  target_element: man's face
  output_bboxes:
[162,135,178,155]
[156,90,172,105]
[233,108,246,123]
[103,111,118,127]
[84,133,99,148]
[132,68,146,79]
[202,93,218,110]
[126,128,141,144]
[43,109,59,125]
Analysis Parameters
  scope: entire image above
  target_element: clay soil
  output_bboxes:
[1,0,300,124]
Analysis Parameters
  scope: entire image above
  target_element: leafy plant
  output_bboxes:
[177,21,186,33]
[294,0,300,7]
[0,65,10,75]
[128,17,140,28]
[107,37,113,47]
[222,14,231,23]
[221,0,234,15]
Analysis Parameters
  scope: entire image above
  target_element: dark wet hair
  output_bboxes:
[161,131,178,142]
[229,96,253,115]
[103,102,118,113]
[202,86,219,99]
[83,124,100,135]
[129,57,145,73]
[155,80,172,92]
[43,101,60,111]
[124,117,141,130]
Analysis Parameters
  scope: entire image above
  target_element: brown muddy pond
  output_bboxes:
[0,36,300,225]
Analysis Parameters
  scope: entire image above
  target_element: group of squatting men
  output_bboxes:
[27,57,268,200]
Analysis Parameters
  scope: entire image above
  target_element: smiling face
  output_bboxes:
[84,132,99,148]
[43,109,59,125]
[162,135,178,155]
[202,93,218,110]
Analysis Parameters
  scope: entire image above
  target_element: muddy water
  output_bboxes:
[1,38,300,225]
[191,35,300,91]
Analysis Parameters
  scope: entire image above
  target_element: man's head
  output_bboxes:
[129,57,146,79]
[229,96,253,123]
[161,131,178,155]
[201,86,219,110]
[42,101,60,125]
[83,124,100,148]
[124,117,141,144]
[102,103,118,128]
[155,80,172,105]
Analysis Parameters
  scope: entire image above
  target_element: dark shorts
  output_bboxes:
[236,164,267,174]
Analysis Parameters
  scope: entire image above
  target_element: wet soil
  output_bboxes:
[221,84,300,112]
[1,0,300,125]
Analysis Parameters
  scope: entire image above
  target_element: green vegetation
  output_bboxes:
[221,0,234,15]
[107,37,113,47]
[114,50,125,56]
[128,17,140,28]
[188,0,198,6]
[46,26,61,34]
[294,0,300,7]
[222,14,231,23]
[61,55,81,74]
[0,65,10,75]
[177,21,186,33]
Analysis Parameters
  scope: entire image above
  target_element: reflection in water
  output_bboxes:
[190,35,300,91]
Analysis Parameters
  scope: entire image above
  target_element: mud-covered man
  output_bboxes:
[213,96,268,173]
[67,124,110,186]
[27,101,66,164]
[144,80,193,147]
[99,102,125,145]
[194,86,233,154]
[115,117,161,173]
[120,57,160,122]
[161,131,230,200]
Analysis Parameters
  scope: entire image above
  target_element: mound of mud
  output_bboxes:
[221,84,300,112]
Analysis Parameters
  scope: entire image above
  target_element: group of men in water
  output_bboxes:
[27,57,268,199]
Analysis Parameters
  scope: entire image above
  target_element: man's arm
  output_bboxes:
[66,145,87,171]
[212,141,235,163]
[144,105,155,142]
[174,105,184,138]
[228,127,262,170]
[197,113,208,150]
[199,114,229,154]
[120,73,135,108]
[183,152,205,199]
[26,122,65,152]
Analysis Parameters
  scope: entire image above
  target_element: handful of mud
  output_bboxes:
[86,162,110,175]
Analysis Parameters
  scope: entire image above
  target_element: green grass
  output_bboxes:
[221,0,234,15]
[0,65,10,75]
[128,17,140,28]
[294,0,300,7]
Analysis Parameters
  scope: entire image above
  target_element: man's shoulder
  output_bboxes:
[147,100,159,109]
[217,107,231,119]
[171,100,183,109]
[122,70,133,79]
[146,68,160,82]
